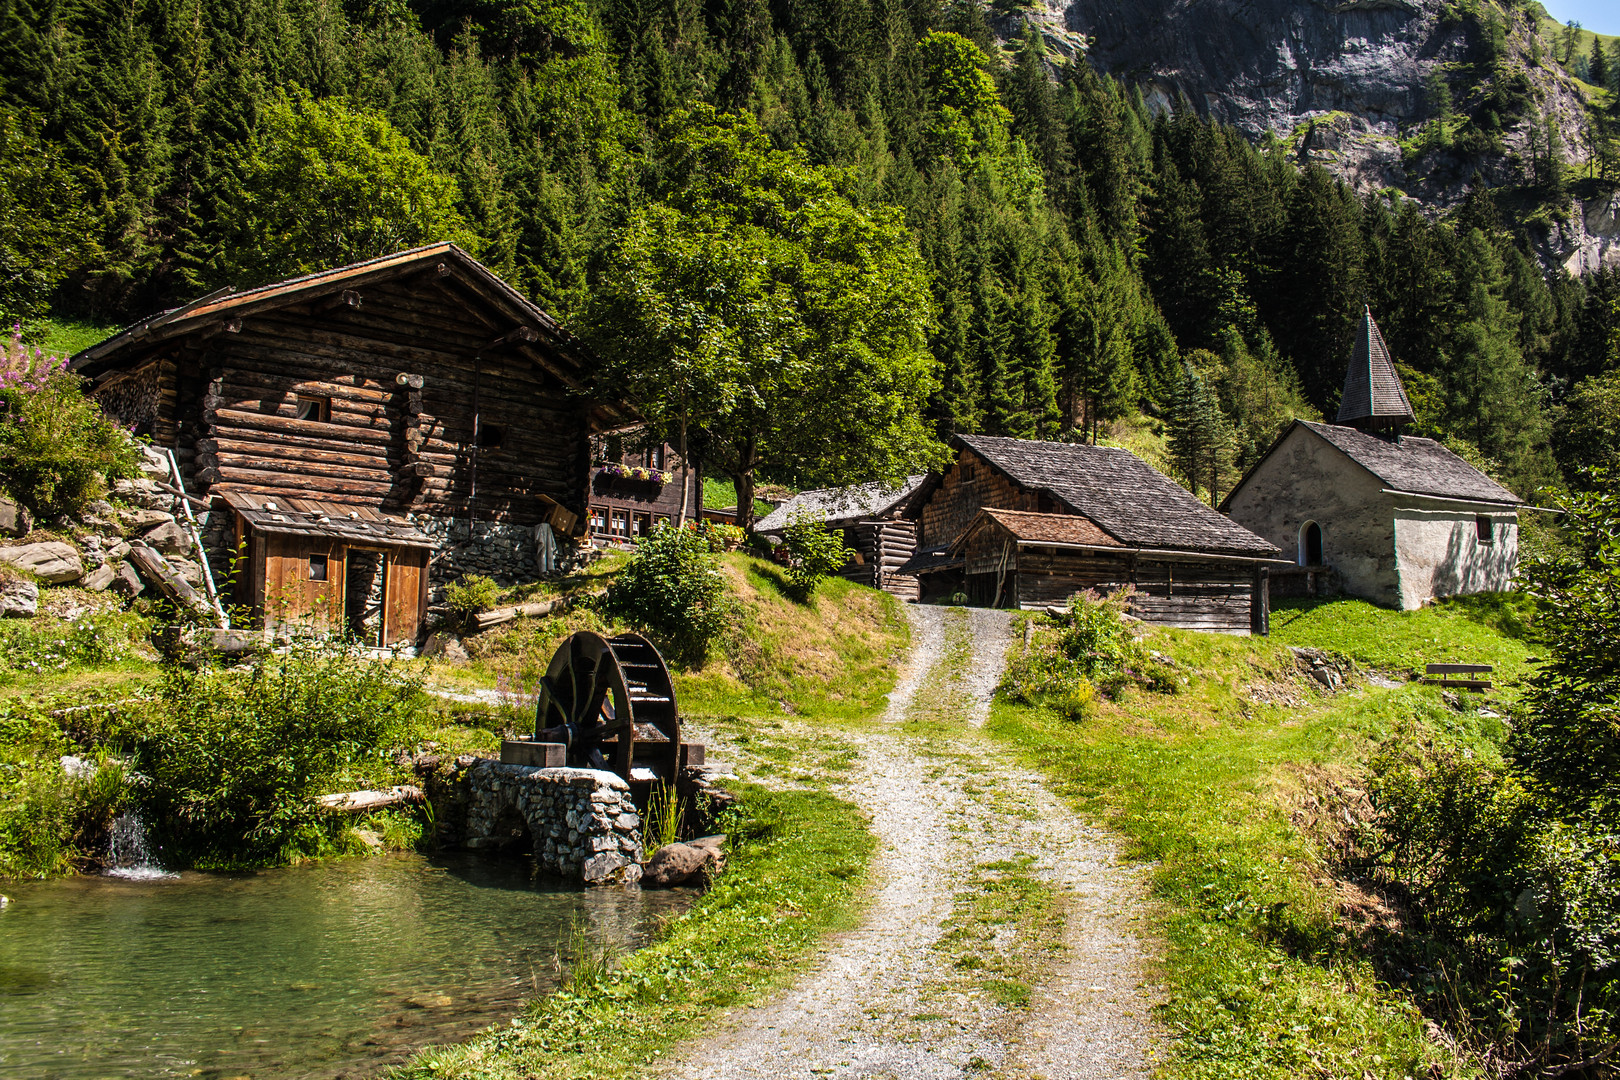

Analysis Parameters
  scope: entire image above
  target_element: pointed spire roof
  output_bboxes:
[1337,308,1414,429]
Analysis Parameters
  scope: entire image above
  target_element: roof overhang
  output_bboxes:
[221,490,435,548]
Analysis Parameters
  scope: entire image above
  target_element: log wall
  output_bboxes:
[838,519,919,600]
[124,278,593,527]
[915,450,1048,549]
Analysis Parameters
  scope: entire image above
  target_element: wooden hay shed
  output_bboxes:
[755,476,926,600]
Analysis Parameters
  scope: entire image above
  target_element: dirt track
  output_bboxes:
[657,605,1159,1080]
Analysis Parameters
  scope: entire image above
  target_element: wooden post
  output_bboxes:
[1252,565,1271,637]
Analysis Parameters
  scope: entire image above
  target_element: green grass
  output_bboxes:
[934,854,1063,1010]
[987,615,1507,1079]
[30,317,119,356]
[394,783,876,1080]
[701,477,774,519]
[1270,592,1538,685]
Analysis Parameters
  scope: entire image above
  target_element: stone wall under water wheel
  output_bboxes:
[422,759,646,885]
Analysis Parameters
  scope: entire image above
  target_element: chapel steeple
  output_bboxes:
[1336,308,1415,431]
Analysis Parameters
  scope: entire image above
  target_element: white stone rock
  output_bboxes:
[140,520,190,556]
[0,542,83,584]
[80,564,117,592]
[0,579,39,618]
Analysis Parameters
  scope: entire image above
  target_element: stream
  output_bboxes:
[0,852,692,1079]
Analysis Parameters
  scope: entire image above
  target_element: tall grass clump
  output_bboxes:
[113,636,434,868]
[644,781,686,849]
[0,703,136,878]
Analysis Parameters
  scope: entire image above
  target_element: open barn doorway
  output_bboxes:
[1300,521,1323,567]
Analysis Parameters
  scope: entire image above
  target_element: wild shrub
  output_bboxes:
[1360,476,1620,1070]
[603,523,732,666]
[0,704,136,877]
[442,574,500,620]
[780,513,851,602]
[116,637,433,868]
[1002,590,1174,717]
[0,331,139,517]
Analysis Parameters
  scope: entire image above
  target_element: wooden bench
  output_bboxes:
[1422,663,1493,692]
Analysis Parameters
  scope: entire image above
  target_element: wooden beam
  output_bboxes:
[486,326,540,349]
[314,289,362,314]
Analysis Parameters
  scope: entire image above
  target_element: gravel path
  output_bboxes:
[657,606,1158,1080]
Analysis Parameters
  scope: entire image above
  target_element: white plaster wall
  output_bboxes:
[1224,425,1399,605]
[1393,504,1519,610]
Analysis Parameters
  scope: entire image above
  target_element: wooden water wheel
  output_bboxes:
[533,631,681,783]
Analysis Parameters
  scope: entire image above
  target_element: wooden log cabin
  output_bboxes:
[900,435,1286,633]
[754,476,926,599]
[69,244,635,644]
[584,430,703,545]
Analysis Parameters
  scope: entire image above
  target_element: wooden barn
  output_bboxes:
[902,435,1285,633]
[584,430,702,544]
[754,476,927,599]
[69,244,634,643]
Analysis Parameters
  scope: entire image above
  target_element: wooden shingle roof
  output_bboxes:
[1337,309,1415,427]
[956,508,1121,551]
[1296,422,1521,505]
[953,434,1280,557]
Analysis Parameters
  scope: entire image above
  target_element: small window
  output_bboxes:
[309,553,328,581]
[632,514,649,536]
[960,461,975,482]
[588,506,609,534]
[647,444,664,470]
[610,509,630,538]
[477,424,506,450]
[1476,516,1494,544]
[294,395,330,422]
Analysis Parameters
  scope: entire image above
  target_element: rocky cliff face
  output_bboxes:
[995,0,1619,271]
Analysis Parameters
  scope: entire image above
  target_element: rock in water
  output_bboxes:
[0,579,39,618]
[582,852,642,886]
[0,542,84,584]
[642,839,724,887]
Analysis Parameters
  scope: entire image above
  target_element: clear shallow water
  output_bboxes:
[0,853,690,1079]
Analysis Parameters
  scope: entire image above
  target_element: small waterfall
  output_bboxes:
[104,812,176,880]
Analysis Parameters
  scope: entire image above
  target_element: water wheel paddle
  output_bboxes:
[533,631,681,783]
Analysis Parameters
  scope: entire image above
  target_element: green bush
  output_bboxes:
[0,335,139,517]
[603,523,733,666]
[0,704,135,878]
[116,637,433,868]
[1003,590,1174,712]
[780,513,851,603]
[442,574,500,619]
[1360,476,1620,1071]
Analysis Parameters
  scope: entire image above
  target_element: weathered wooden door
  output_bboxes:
[380,547,428,646]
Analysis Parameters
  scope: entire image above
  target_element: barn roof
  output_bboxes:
[68,243,635,429]
[953,508,1121,552]
[1294,421,1521,505]
[946,434,1280,557]
[220,490,435,548]
[1337,309,1415,427]
[755,475,927,533]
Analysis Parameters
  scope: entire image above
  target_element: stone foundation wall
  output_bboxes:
[416,517,542,591]
[420,756,644,884]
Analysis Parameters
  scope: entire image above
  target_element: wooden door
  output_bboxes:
[381,547,428,646]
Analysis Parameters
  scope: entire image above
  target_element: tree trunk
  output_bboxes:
[736,433,759,534]
[677,406,691,526]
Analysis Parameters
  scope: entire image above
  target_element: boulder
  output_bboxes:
[0,542,84,584]
[122,508,175,530]
[139,520,190,556]
[136,444,171,479]
[110,562,144,597]
[582,852,643,886]
[0,579,39,618]
[168,555,205,588]
[642,839,724,888]
[0,498,30,538]
[422,632,469,663]
[81,564,117,592]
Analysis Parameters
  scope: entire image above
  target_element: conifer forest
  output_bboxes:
[3,0,1619,500]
